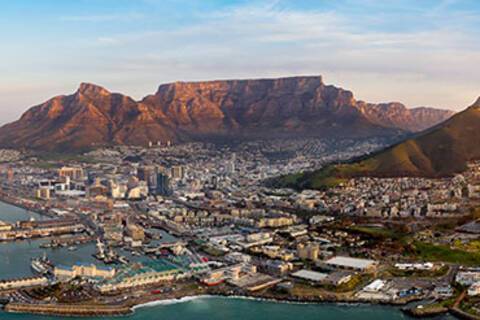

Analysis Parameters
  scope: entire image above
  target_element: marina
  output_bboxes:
[0,201,177,279]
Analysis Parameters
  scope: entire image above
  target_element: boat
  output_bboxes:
[144,247,158,254]
[68,246,78,251]
[31,259,47,274]
[117,256,129,264]
[151,289,163,295]
[201,278,225,287]
[31,253,53,275]
[95,238,105,257]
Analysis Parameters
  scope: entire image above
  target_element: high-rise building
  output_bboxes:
[58,167,84,181]
[297,243,320,261]
[170,166,185,180]
[7,167,14,184]
[137,166,173,195]
[88,178,109,198]
[227,161,235,174]
[35,187,51,200]
[155,173,172,196]
[137,166,158,192]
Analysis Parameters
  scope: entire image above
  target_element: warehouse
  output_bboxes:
[291,269,328,283]
[322,256,377,271]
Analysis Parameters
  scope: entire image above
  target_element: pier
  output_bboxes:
[41,235,95,248]
[0,219,86,242]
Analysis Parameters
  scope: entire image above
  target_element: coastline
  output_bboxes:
[4,293,410,318]
[130,293,470,320]
[133,294,392,309]
[131,294,366,310]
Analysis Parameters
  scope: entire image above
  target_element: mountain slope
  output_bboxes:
[0,83,177,151]
[356,102,454,132]
[282,97,480,190]
[0,76,453,152]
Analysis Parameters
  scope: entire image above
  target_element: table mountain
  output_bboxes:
[0,76,453,152]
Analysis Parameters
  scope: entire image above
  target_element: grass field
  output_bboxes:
[348,225,400,240]
[453,239,480,252]
[290,283,328,297]
[387,265,449,278]
[411,241,480,266]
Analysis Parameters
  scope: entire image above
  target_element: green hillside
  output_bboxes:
[276,98,480,190]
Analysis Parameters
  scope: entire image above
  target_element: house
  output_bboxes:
[324,271,354,287]
[456,271,480,286]
[433,285,454,298]
[468,282,480,296]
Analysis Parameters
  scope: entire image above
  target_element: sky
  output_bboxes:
[1,0,480,124]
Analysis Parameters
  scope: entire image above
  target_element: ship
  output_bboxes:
[30,253,53,275]
[93,238,106,260]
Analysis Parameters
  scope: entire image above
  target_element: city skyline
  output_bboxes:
[1,0,480,124]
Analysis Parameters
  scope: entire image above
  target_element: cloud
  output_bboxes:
[96,37,120,46]
[60,12,144,22]
[4,0,480,120]
[133,3,477,108]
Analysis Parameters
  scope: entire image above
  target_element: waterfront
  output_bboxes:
[0,201,98,278]
[0,200,47,223]
[0,296,454,319]
[0,200,456,319]
[0,201,176,278]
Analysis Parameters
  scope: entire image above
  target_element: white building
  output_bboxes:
[395,262,434,271]
[322,256,377,271]
[54,263,115,281]
[468,282,480,296]
[291,269,328,283]
[456,271,480,286]
[362,279,386,293]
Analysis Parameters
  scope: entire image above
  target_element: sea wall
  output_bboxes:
[5,302,133,317]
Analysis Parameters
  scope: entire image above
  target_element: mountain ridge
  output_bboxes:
[0,76,454,152]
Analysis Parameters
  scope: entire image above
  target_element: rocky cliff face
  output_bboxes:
[0,76,453,151]
[0,83,179,151]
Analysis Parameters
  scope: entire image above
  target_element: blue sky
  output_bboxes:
[1,0,480,124]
